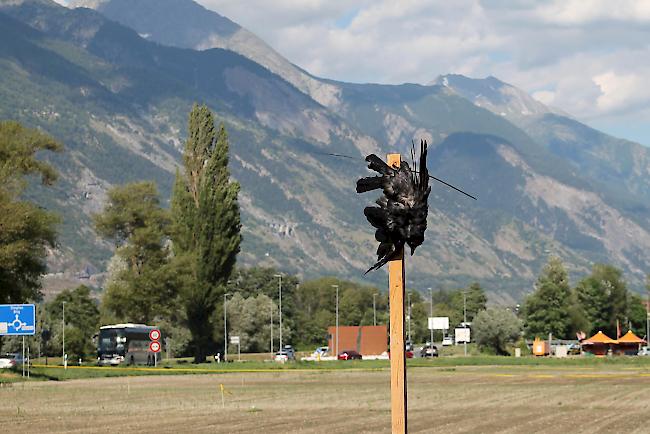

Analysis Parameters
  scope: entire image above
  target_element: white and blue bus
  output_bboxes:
[97,324,162,366]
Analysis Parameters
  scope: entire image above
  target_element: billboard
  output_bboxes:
[428,317,449,330]
[455,327,471,343]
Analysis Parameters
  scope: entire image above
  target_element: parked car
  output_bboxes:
[274,351,289,362]
[442,336,454,346]
[0,353,23,369]
[419,344,439,358]
[313,346,329,357]
[639,346,650,356]
[283,345,296,360]
[337,350,362,360]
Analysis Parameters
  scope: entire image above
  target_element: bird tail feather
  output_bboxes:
[419,139,428,189]
[364,241,403,274]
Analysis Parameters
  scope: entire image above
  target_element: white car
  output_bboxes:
[639,346,650,356]
[274,351,289,363]
[442,336,454,346]
[0,353,23,369]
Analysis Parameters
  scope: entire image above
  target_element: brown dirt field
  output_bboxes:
[2,366,650,433]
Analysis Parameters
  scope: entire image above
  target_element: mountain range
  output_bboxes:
[1,0,649,302]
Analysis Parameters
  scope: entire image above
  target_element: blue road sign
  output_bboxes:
[0,304,36,335]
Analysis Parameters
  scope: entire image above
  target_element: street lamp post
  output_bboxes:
[463,291,468,357]
[275,274,283,352]
[62,301,66,368]
[270,298,273,354]
[373,293,378,326]
[332,285,339,357]
[428,288,433,351]
[224,293,230,362]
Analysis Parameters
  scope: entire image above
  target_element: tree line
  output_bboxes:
[522,256,649,340]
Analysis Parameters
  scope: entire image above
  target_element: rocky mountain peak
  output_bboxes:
[433,73,563,122]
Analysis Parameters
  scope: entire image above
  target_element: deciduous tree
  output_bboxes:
[46,285,99,360]
[473,307,522,355]
[0,121,61,304]
[94,182,176,323]
[223,293,278,353]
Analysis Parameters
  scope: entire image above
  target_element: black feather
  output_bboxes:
[356,176,384,193]
[357,140,430,272]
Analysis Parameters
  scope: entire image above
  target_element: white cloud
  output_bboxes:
[533,0,650,25]
[592,71,650,114]
[198,0,650,143]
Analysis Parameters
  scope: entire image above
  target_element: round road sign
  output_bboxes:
[149,329,161,341]
[149,341,161,353]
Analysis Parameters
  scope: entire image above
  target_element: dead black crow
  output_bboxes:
[356,140,430,273]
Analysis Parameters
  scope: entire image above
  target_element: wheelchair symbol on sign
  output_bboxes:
[10,314,26,331]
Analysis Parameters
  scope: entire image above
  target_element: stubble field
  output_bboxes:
[2,364,650,433]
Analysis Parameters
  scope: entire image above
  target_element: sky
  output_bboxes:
[57,0,650,146]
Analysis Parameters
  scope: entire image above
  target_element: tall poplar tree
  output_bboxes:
[171,104,241,362]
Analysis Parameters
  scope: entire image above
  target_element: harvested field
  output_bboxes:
[2,365,650,433]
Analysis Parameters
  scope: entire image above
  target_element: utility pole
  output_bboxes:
[62,301,66,369]
[332,285,339,357]
[646,286,649,348]
[224,293,230,362]
[270,298,273,354]
[373,293,378,326]
[428,288,433,351]
[275,274,283,352]
[463,290,468,357]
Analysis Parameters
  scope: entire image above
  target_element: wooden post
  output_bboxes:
[387,153,407,433]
